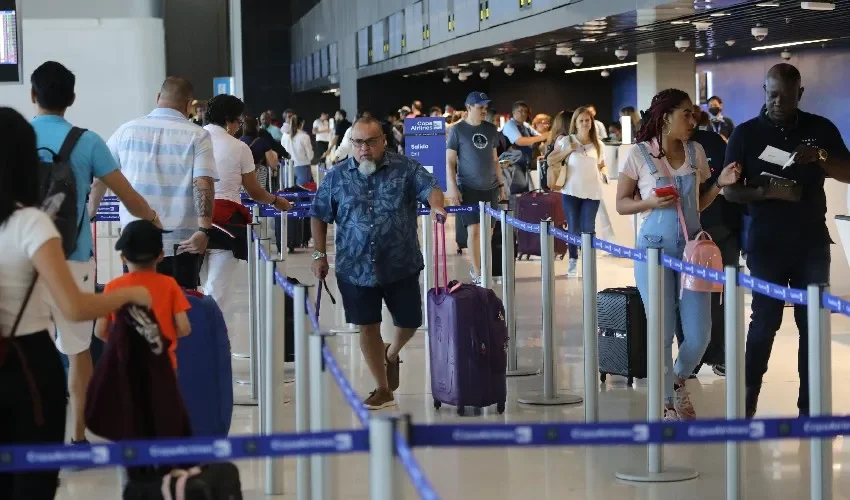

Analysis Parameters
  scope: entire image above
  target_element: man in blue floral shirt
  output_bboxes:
[310,117,446,409]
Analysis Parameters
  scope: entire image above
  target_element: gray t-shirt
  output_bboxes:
[447,120,499,190]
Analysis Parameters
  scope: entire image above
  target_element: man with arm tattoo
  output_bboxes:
[107,76,219,288]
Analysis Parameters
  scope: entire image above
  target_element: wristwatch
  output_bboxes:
[198,227,212,237]
[312,250,327,260]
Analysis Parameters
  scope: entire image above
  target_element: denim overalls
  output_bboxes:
[633,140,711,404]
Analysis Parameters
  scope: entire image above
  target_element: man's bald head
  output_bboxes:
[764,63,804,124]
[157,77,194,116]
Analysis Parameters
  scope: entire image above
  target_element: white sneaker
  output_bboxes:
[567,258,579,277]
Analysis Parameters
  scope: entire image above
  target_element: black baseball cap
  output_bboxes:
[115,220,170,263]
[465,91,491,106]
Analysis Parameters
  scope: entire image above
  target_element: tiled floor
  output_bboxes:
[59,221,850,499]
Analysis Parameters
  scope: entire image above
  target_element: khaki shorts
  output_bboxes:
[46,259,95,356]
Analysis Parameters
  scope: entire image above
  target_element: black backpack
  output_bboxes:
[37,127,87,257]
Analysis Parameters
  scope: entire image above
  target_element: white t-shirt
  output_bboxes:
[620,140,711,221]
[282,130,314,166]
[204,124,255,204]
[558,135,605,201]
[313,119,331,142]
[0,208,60,336]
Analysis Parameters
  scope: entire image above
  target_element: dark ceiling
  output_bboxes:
[398,0,849,78]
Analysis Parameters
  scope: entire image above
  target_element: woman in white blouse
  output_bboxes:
[0,108,151,499]
[546,107,607,277]
[281,113,314,185]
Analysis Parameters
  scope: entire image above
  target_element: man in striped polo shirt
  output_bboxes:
[107,77,218,288]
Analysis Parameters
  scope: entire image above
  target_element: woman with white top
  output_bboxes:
[281,113,314,185]
[546,107,607,277]
[0,108,151,499]
[201,95,291,332]
[615,89,739,421]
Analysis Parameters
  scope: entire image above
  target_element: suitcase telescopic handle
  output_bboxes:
[434,215,448,294]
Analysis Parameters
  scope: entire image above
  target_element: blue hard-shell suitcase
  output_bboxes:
[175,290,234,437]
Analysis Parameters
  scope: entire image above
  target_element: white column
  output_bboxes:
[228,0,244,98]
[636,52,696,111]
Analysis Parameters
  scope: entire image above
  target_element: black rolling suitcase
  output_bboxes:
[455,220,467,254]
[597,286,647,385]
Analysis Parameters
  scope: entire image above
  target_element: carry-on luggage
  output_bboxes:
[275,185,313,252]
[428,218,508,416]
[175,290,234,437]
[515,191,567,259]
[123,462,243,500]
[455,218,467,254]
[597,286,647,385]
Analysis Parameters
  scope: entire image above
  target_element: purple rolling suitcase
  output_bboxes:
[427,218,508,416]
[515,191,567,259]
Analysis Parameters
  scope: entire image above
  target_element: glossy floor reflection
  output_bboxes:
[60,224,850,499]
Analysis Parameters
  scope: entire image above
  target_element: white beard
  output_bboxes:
[358,159,377,177]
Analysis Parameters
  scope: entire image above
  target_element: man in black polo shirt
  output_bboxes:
[676,106,742,378]
[725,63,850,418]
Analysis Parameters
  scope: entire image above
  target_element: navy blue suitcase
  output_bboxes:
[175,290,234,437]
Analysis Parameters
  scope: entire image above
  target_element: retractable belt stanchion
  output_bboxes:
[808,283,833,500]
[581,232,599,422]
[278,161,286,192]
[287,159,296,188]
[501,208,538,377]
[310,331,336,500]
[294,284,311,500]
[263,259,286,495]
[617,246,697,483]
[421,212,434,331]
[235,208,261,406]
[278,209,288,261]
[255,234,270,431]
[369,417,398,500]
[517,219,582,406]
[725,265,745,500]
[479,201,492,289]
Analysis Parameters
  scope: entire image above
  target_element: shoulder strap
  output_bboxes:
[685,141,696,170]
[9,275,38,339]
[249,138,261,148]
[655,148,690,243]
[58,127,86,162]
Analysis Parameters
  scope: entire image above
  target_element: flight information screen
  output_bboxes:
[0,0,20,83]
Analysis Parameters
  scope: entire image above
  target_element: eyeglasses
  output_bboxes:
[351,136,384,149]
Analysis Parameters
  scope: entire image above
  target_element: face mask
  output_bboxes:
[708,106,721,117]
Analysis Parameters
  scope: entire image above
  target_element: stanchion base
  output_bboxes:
[234,397,258,407]
[615,467,699,483]
[330,324,360,334]
[507,367,540,377]
[517,392,583,405]
[231,353,249,359]
[234,379,250,386]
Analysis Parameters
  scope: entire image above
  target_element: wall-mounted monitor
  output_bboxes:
[0,0,21,84]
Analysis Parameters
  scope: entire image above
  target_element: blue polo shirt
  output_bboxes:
[31,115,120,262]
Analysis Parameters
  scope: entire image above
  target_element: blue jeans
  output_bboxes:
[560,194,600,259]
[295,165,313,185]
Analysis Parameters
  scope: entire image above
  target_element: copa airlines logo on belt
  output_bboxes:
[802,418,850,436]
[26,445,111,465]
[569,424,649,443]
[147,439,232,459]
[685,422,765,440]
[269,433,354,452]
[450,426,532,444]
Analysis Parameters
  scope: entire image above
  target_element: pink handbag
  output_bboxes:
[658,155,724,295]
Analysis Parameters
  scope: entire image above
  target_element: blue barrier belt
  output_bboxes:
[485,206,501,219]
[322,345,370,426]
[395,431,440,500]
[592,238,647,261]
[408,415,850,448]
[504,215,540,234]
[0,430,369,472]
[823,292,850,314]
[549,226,581,246]
[738,274,807,305]
[416,205,478,216]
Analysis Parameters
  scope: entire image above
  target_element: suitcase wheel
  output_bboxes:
[433,399,442,410]
[600,373,607,384]
[457,406,466,416]
[496,402,505,414]
[627,377,634,386]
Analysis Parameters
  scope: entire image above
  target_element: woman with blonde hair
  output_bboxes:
[546,106,607,277]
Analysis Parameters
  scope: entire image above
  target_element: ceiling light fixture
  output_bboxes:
[601,70,610,78]
[555,45,575,56]
[801,1,836,10]
[534,60,547,72]
[755,1,780,6]
[581,37,597,42]
[751,38,831,50]
[458,73,468,82]
[571,55,584,66]
[564,61,637,74]
[781,50,792,60]
[693,21,713,31]
[449,66,461,74]
[615,47,629,60]
[710,12,730,16]
[442,75,451,83]
[479,68,489,79]
[460,69,473,77]
[671,20,690,25]
[726,39,736,46]
[504,64,515,76]
[675,37,691,52]
[751,23,769,41]
[486,58,503,67]
[695,53,706,58]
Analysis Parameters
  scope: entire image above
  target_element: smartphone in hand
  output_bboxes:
[653,185,679,200]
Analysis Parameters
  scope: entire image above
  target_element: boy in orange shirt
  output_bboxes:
[94,220,191,370]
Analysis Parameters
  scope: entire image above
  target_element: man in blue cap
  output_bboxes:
[446,91,506,284]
